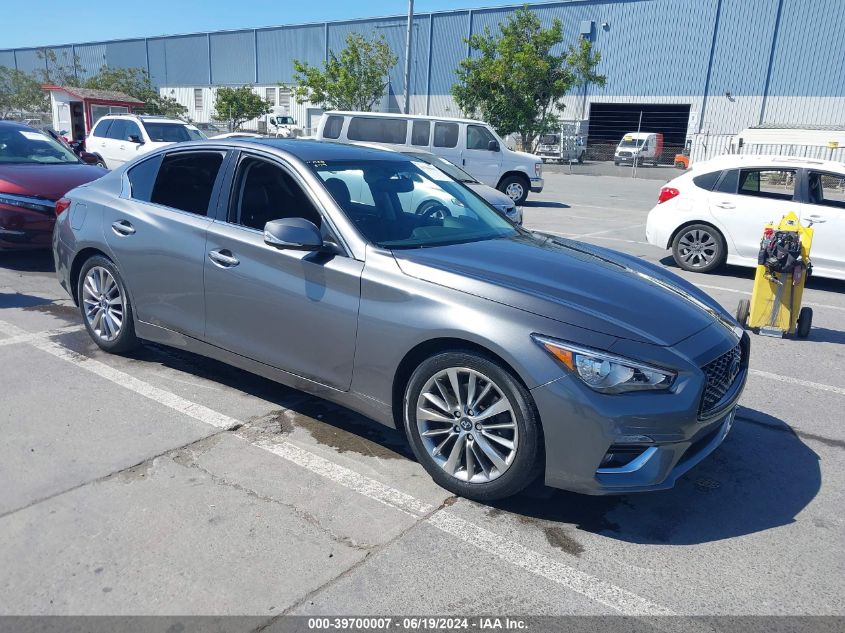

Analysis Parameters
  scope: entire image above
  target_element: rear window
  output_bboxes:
[433,122,459,148]
[150,151,224,215]
[323,115,343,139]
[347,117,407,144]
[692,170,722,191]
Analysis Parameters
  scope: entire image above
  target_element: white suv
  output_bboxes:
[86,115,206,169]
[646,155,845,280]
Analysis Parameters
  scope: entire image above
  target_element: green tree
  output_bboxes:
[35,48,85,85]
[83,66,187,118]
[0,66,46,118]
[291,33,398,111]
[213,86,270,131]
[452,7,605,151]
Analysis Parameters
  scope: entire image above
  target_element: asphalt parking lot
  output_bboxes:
[1,172,843,626]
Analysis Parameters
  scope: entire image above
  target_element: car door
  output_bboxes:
[799,170,845,277]
[462,124,503,186]
[117,119,148,165]
[101,119,129,168]
[708,167,799,259]
[102,149,228,338]
[203,152,363,390]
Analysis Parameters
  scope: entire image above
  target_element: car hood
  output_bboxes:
[392,232,735,346]
[466,183,514,208]
[0,163,107,201]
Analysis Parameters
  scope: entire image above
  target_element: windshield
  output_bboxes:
[619,138,646,148]
[0,127,80,165]
[402,152,477,183]
[310,159,518,249]
[142,122,207,142]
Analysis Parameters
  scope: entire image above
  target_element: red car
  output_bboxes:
[0,121,107,250]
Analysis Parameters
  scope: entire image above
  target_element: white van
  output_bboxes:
[614,132,664,166]
[315,111,543,204]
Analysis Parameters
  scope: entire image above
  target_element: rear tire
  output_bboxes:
[671,223,726,273]
[77,255,139,354]
[796,307,812,338]
[735,299,750,327]
[403,351,542,501]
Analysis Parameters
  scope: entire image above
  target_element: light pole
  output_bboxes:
[403,0,414,114]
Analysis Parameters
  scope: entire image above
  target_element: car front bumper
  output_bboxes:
[530,177,544,193]
[531,330,749,495]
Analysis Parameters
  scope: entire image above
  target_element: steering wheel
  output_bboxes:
[418,201,452,220]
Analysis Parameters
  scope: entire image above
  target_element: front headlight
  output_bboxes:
[532,335,675,393]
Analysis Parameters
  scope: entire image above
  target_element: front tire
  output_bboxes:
[78,255,139,353]
[403,351,542,501]
[671,223,726,273]
[498,175,529,206]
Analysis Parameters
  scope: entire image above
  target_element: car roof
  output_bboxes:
[100,114,183,123]
[0,120,37,131]
[692,154,845,173]
[248,138,410,161]
[325,110,487,125]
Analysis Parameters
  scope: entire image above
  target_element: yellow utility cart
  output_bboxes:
[735,212,813,338]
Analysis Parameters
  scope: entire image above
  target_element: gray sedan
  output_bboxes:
[53,139,748,501]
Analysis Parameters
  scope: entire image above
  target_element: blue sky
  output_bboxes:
[3,0,525,48]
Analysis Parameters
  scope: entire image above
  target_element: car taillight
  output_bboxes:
[657,187,680,204]
[55,198,72,216]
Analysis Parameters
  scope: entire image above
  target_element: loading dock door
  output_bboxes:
[587,103,690,164]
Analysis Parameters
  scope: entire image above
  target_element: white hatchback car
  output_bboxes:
[86,115,206,169]
[646,155,845,281]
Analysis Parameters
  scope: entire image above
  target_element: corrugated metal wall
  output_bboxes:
[2,0,843,132]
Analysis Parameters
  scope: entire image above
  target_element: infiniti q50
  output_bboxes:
[53,139,748,500]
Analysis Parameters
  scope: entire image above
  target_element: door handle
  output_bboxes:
[715,202,735,209]
[119,145,125,150]
[208,249,240,268]
[111,220,136,236]
[807,214,827,224]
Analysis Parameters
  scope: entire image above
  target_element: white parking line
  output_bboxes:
[0,324,81,347]
[749,369,845,397]
[0,316,676,617]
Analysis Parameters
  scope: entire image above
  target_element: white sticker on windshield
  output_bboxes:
[413,160,449,181]
[19,131,49,141]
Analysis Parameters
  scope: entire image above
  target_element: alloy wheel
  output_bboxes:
[677,228,719,268]
[82,266,124,342]
[415,367,518,483]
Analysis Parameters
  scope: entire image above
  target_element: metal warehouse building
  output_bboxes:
[2,0,843,157]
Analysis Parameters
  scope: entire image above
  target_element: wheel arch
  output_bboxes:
[666,219,725,250]
[69,247,112,305]
[391,337,532,430]
[496,170,531,191]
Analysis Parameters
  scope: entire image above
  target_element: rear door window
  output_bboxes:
[150,151,225,215]
[433,122,459,148]
[126,156,162,202]
[347,117,408,144]
[737,169,796,201]
[91,119,112,138]
[106,120,127,140]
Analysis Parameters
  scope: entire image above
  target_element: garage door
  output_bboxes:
[587,103,690,164]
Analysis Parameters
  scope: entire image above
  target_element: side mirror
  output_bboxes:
[128,135,144,145]
[80,152,100,165]
[487,140,500,152]
[264,217,323,251]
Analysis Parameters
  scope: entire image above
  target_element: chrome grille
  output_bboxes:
[618,151,632,158]
[700,344,742,415]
